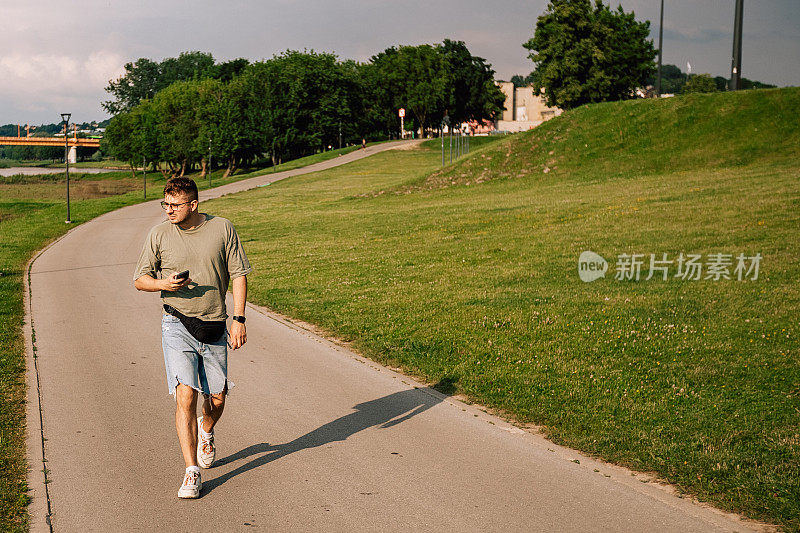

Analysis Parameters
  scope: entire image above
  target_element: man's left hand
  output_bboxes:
[229,321,246,350]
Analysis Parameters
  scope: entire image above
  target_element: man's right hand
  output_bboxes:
[162,272,192,292]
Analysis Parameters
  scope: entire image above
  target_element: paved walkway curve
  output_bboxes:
[24,140,761,532]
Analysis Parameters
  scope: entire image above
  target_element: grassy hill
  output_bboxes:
[420,87,799,189]
[207,88,800,529]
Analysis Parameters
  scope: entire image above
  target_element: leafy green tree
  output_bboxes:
[103,105,153,175]
[647,63,684,94]
[354,61,396,138]
[151,81,205,176]
[192,76,261,178]
[246,51,361,161]
[440,39,506,125]
[10,146,35,161]
[713,76,729,92]
[160,51,215,84]
[683,74,718,94]
[523,0,656,109]
[102,111,137,171]
[103,58,161,115]
[741,77,777,90]
[212,58,250,82]
[135,100,161,171]
[104,52,216,114]
[191,78,226,177]
[34,145,64,162]
[229,63,278,166]
[371,45,448,137]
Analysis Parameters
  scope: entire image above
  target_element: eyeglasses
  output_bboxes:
[160,200,193,211]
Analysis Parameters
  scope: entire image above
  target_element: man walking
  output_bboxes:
[134,177,251,498]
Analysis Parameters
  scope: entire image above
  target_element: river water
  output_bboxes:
[0,167,118,177]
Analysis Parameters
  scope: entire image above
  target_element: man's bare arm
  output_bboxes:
[232,275,247,316]
[134,273,191,292]
[229,275,247,350]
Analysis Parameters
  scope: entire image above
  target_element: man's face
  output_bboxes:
[163,193,197,225]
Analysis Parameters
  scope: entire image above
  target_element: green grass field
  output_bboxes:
[0,143,369,531]
[204,88,800,529]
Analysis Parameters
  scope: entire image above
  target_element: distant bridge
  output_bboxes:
[0,136,101,163]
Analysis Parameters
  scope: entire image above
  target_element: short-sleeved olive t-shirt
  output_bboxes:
[133,214,252,321]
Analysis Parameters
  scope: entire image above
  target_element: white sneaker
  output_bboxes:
[197,416,215,469]
[177,468,201,499]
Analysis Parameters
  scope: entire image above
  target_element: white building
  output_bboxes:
[495,82,562,133]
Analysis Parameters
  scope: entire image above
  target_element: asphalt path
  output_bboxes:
[24,140,760,532]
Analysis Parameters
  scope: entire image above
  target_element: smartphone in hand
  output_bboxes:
[175,270,190,281]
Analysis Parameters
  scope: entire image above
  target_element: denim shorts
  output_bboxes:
[161,314,233,396]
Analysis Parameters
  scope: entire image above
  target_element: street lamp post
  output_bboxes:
[657,0,664,97]
[441,121,445,166]
[441,114,450,167]
[729,0,744,91]
[143,157,147,199]
[208,135,212,188]
[61,113,71,223]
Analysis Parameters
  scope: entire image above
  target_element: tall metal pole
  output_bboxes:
[657,0,664,97]
[441,123,445,167]
[65,128,70,222]
[208,135,212,188]
[61,113,71,223]
[143,157,147,199]
[729,0,743,91]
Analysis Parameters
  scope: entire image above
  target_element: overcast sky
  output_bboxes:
[1,1,797,125]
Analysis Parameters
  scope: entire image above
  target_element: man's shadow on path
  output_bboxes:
[202,381,454,495]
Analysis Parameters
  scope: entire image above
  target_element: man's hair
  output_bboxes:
[164,177,198,201]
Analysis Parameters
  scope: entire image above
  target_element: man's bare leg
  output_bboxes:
[175,384,199,467]
[201,392,225,433]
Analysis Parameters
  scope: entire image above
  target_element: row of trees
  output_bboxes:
[0,145,63,162]
[647,64,776,94]
[511,62,777,96]
[0,145,100,162]
[103,43,505,178]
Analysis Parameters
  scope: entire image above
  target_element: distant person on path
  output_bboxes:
[362,138,366,150]
[133,177,251,499]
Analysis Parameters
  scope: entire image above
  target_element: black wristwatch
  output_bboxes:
[232,315,246,324]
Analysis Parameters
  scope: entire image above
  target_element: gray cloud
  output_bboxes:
[662,27,729,44]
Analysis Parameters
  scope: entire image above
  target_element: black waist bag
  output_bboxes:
[164,304,226,344]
